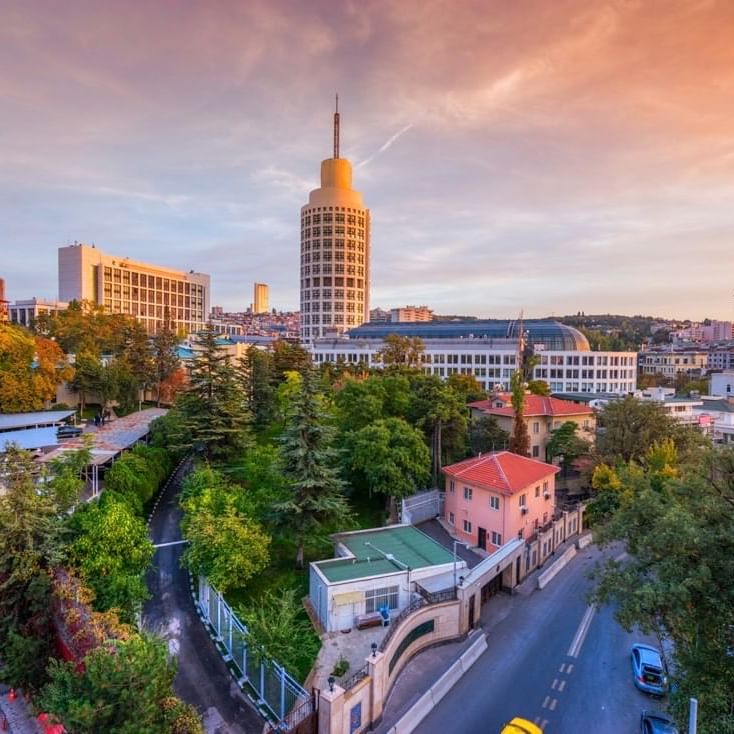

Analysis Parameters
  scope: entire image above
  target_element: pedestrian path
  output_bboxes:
[0,687,44,734]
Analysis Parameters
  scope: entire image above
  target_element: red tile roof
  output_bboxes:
[442,451,559,495]
[468,395,593,418]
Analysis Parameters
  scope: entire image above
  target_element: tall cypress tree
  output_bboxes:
[275,370,351,569]
[177,326,251,460]
[508,370,531,457]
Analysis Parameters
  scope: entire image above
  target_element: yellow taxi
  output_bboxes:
[500,718,544,734]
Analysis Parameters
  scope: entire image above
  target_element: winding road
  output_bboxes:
[143,459,263,734]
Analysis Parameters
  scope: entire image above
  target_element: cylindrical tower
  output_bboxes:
[300,102,370,344]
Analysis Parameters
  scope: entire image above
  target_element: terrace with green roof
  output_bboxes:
[314,525,456,584]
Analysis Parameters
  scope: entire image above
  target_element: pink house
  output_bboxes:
[443,451,560,553]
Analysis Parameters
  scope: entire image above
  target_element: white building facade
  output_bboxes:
[312,321,637,394]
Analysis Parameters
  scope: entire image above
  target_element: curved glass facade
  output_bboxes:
[347,319,590,352]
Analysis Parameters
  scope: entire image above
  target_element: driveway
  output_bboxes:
[143,459,264,734]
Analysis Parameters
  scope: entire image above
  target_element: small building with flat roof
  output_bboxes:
[309,524,465,633]
[0,410,76,452]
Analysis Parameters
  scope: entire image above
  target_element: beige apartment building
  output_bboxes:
[300,102,370,344]
[58,243,210,334]
[391,305,433,322]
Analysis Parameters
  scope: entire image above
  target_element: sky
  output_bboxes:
[1,0,733,320]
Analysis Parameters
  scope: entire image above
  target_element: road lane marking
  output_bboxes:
[558,680,566,692]
[542,696,550,708]
[552,678,558,689]
[549,698,558,711]
[567,604,597,658]
[566,663,574,674]
[534,717,541,725]
[559,663,566,673]
[541,720,548,729]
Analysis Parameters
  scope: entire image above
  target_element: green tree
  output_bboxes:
[344,417,431,521]
[334,377,386,433]
[408,374,468,483]
[180,467,270,592]
[0,446,87,690]
[275,370,352,569]
[446,373,486,403]
[526,379,551,396]
[593,448,734,734]
[71,350,103,413]
[508,372,530,457]
[38,634,201,734]
[377,334,425,368]
[272,339,311,380]
[236,346,276,429]
[176,326,251,460]
[103,445,170,515]
[469,415,509,454]
[595,395,699,464]
[66,493,154,621]
[237,588,320,682]
[546,421,591,474]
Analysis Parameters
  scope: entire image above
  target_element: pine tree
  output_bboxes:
[275,370,351,569]
[176,326,251,460]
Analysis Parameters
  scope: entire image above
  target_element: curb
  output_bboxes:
[386,632,487,734]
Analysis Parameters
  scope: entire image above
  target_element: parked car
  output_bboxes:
[56,425,83,439]
[631,644,668,695]
[501,718,543,734]
[640,710,679,733]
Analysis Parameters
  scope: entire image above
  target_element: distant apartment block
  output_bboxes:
[58,243,210,334]
[253,282,269,314]
[673,320,733,343]
[369,307,390,323]
[638,348,709,378]
[391,305,433,323]
[9,297,69,328]
[710,371,734,397]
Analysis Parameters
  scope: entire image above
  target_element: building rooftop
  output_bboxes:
[314,525,455,583]
[469,395,594,418]
[0,410,75,432]
[551,392,624,404]
[443,451,560,495]
[345,319,591,352]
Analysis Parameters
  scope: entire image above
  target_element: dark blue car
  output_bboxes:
[640,710,678,733]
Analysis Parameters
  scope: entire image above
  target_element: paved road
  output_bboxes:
[143,459,264,734]
[417,543,665,734]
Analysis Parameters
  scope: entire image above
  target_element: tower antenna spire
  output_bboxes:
[333,93,340,159]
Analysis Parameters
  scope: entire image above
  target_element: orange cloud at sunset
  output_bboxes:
[1,0,733,318]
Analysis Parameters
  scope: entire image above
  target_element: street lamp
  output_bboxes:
[453,540,467,588]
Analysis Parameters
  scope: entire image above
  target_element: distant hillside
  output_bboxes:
[555,314,664,351]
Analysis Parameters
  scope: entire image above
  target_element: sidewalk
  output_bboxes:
[0,686,44,734]
[373,531,593,733]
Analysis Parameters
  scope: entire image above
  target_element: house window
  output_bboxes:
[449,480,455,494]
[365,586,399,614]
[519,494,527,507]
[535,485,540,498]
[463,520,472,534]
[543,481,548,492]
[532,446,540,458]
[449,512,455,525]
[489,496,500,510]
[491,531,502,546]
[533,422,540,434]
[464,487,473,501]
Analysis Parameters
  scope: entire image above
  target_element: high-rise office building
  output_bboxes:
[58,243,210,334]
[253,282,269,314]
[299,99,370,343]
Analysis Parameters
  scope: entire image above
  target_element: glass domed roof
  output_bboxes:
[347,319,590,352]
